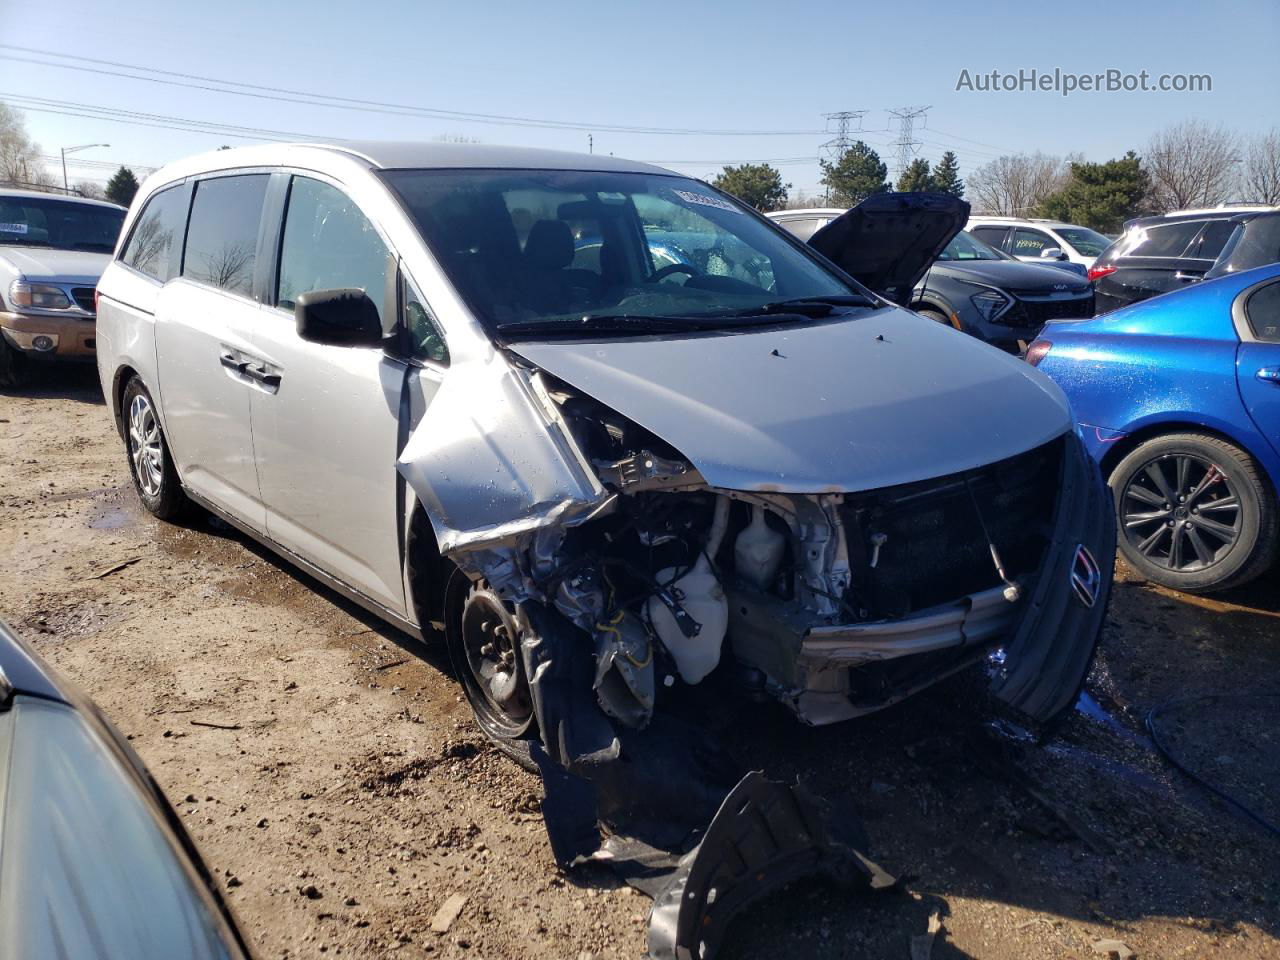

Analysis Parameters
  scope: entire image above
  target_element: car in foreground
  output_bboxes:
[772,211,1092,351]
[0,618,250,958]
[0,188,127,386]
[967,216,1112,268]
[1030,261,1280,593]
[1088,206,1275,315]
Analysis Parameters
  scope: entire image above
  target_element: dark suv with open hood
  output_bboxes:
[773,210,1093,351]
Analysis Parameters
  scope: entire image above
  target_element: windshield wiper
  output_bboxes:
[738,294,878,317]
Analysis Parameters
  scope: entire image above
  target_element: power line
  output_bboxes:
[0,45,825,138]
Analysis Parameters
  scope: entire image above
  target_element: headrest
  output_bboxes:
[524,219,574,270]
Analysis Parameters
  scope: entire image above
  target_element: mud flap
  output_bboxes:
[989,432,1117,726]
[644,772,897,960]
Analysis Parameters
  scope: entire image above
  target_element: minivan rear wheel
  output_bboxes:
[1109,432,1276,593]
[122,376,189,521]
[444,574,538,771]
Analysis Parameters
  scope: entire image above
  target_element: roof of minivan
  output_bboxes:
[323,140,673,175]
[0,187,125,210]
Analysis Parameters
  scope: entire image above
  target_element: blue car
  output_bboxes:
[1030,262,1280,593]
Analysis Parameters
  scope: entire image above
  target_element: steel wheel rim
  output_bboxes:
[1120,453,1241,573]
[128,394,164,497]
[459,591,532,735]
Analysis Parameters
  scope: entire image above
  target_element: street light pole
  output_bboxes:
[59,143,111,194]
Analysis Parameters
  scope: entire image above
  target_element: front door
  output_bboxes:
[248,174,409,615]
[1236,277,1280,461]
[153,174,271,530]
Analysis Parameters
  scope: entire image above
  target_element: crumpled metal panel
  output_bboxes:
[396,357,608,559]
[512,308,1072,494]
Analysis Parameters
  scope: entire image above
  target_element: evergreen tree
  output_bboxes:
[929,151,964,197]
[711,163,790,211]
[1036,152,1149,233]
[105,166,139,207]
[820,141,890,206]
[895,158,933,192]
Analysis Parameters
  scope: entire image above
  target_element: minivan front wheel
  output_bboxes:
[1110,432,1276,592]
[444,576,537,769]
[122,377,188,520]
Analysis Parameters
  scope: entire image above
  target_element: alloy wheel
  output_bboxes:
[1120,453,1241,572]
[128,393,164,498]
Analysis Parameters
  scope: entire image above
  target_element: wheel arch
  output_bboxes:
[1098,419,1279,502]
[405,500,466,635]
[110,364,141,440]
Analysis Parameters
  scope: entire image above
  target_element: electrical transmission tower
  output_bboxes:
[820,110,866,165]
[887,105,931,180]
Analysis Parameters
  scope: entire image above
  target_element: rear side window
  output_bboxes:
[182,174,268,298]
[276,177,391,325]
[121,185,187,282]
[1245,281,1280,342]
[1123,221,1203,259]
[1188,219,1236,260]
[970,226,1008,248]
[776,218,830,242]
[1011,228,1052,257]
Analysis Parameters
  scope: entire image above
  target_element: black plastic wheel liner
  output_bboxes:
[644,772,897,960]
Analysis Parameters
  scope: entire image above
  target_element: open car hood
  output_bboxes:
[807,192,970,305]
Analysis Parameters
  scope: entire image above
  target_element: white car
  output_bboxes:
[966,216,1111,268]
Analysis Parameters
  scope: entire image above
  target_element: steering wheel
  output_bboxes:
[648,263,700,283]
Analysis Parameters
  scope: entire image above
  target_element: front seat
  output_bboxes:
[521,220,600,313]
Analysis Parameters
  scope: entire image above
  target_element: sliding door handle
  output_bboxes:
[243,364,282,390]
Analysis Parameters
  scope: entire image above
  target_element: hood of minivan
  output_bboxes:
[0,247,111,284]
[934,259,1090,292]
[512,307,1072,494]
[808,192,970,305]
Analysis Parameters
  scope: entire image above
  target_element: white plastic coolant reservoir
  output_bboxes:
[646,554,729,684]
[734,504,785,590]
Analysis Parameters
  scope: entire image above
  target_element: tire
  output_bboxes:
[121,376,189,521]
[915,307,953,328]
[1109,432,1277,593]
[443,573,538,771]
[0,335,27,388]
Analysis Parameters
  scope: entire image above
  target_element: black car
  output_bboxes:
[773,202,1093,352]
[0,619,250,959]
[1088,208,1269,314]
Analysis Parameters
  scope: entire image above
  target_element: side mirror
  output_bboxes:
[295,289,384,347]
[1040,247,1068,261]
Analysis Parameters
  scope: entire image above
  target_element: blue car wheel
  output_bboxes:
[1109,432,1277,592]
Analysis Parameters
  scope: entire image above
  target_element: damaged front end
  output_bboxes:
[397,352,1113,956]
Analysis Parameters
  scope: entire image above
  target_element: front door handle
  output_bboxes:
[1174,270,1203,281]
[1257,367,1280,384]
[243,364,282,391]
[219,353,248,375]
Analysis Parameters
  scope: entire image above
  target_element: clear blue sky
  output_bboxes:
[2,0,1276,196]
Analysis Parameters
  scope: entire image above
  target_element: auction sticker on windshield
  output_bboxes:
[671,189,742,214]
[0,222,29,234]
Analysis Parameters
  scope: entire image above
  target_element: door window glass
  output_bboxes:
[1011,228,1052,257]
[775,218,829,242]
[969,226,1008,248]
[182,175,268,297]
[121,185,187,282]
[1122,221,1203,259]
[1245,281,1280,342]
[1188,219,1236,260]
[277,177,391,326]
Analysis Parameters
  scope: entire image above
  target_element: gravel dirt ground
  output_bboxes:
[2,365,1279,960]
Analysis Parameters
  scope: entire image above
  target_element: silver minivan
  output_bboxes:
[96,142,1113,763]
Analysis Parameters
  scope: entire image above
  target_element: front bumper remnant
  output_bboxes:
[645,772,897,960]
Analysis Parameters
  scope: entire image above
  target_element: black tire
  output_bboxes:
[915,307,953,328]
[1109,432,1277,593]
[0,335,27,388]
[443,573,538,771]
[121,376,190,521]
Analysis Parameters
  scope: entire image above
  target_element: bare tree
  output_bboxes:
[1145,120,1241,212]
[967,152,1070,215]
[0,104,57,188]
[74,180,106,200]
[1242,129,1280,205]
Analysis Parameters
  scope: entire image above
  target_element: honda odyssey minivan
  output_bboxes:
[96,143,1113,768]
